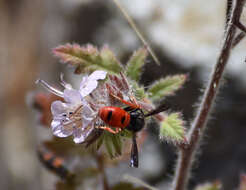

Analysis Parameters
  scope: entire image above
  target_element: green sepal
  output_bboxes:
[131,81,147,100]
[159,112,186,144]
[126,47,148,81]
[53,44,123,74]
[148,75,187,101]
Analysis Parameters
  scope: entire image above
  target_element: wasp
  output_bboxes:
[98,94,169,168]
[37,147,74,179]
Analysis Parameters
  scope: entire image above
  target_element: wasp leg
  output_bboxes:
[97,126,122,134]
[109,93,140,109]
[130,95,139,107]
[130,133,138,168]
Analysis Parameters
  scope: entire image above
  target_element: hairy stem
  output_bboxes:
[172,1,245,190]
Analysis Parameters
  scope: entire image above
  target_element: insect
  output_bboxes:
[98,93,169,168]
[37,147,74,179]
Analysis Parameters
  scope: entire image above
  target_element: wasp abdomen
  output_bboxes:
[99,106,130,128]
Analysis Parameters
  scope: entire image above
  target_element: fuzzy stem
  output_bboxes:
[172,1,245,190]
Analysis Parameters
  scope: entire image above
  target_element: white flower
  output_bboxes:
[79,70,107,97]
[50,90,95,143]
[36,70,107,143]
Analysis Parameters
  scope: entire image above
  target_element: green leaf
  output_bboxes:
[131,81,146,100]
[103,132,122,158]
[95,135,104,150]
[148,75,187,101]
[120,129,133,138]
[53,44,123,74]
[100,46,123,74]
[111,133,122,156]
[126,47,148,81]
[194,181,222,190]
[104,133,114,158]
[101,129,133,158]
[159,113,186,144]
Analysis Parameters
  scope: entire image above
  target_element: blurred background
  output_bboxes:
[1,0,246,189]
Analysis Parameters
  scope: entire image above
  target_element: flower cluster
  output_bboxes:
[36,70,134,144]
[33,44,187,188]
[37,70,108,143]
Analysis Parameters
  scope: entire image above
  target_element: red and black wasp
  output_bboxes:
[37,147,74,179]
[98,94,169,168]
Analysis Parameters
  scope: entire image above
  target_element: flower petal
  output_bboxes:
[73,125,94,144]
[80,80,98,97]
[79,70,107,97]
[51,120,73,137]
[88,70,107,81]
[73,128,86,143]
[71,99,96,128]
[51,101,67,116]
[82,103,95,128]
[63,89,82,104]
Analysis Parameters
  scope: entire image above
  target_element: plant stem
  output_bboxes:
[111,0,161,65]
[232,31,245,48]
[172,1,245,190]
[96,154,110,190]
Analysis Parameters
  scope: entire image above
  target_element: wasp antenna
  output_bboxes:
[144,102,170,117]
[130,133,139,168]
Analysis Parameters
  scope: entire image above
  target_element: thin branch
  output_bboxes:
[226,0,233,27]
[232,31,245,48]
[172,1,245,190]
[111,0,161,65]
[234,20,246,33]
